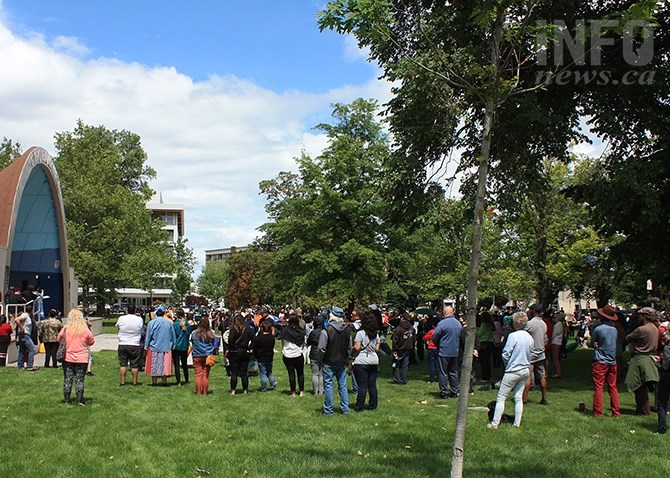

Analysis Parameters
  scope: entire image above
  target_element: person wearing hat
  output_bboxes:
[624,306,659,415]
[317,306,351,415]
[590,305,621,417]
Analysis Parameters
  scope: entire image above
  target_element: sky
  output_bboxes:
[0,0,394,275]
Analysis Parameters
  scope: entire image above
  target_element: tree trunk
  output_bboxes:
[450,99,496,478]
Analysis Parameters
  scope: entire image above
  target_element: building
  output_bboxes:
[115,192,185,306]
[205,246,249,263]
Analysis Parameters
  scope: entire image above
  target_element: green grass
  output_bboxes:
[1,347,668,477]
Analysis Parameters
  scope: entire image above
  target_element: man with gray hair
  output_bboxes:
[318,306,352,415]
[488,312,533,428]
[522,304,548,405]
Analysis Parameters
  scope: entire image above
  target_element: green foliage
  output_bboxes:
[53,120,173,305]
[0,137,22,169]
[259,99,391,307]
[197,259,230,305]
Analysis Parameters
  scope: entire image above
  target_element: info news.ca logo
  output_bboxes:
[534,20,655,86]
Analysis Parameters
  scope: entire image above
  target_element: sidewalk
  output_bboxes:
[90,333,118,352]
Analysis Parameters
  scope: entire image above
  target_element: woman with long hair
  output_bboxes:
[254,318,277,392]
[57,309,95,405]
[172,309,192,385]
[282,313,306,397]
[228,314,253,395]
[352,311,381,411]
[190,317,215,395]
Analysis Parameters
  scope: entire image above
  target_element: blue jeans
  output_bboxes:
[323,363,349,415]
[437,355,459,396]
[393,351,410,384]
[258,362,276,391]
[427,349,438,382]
[352,364,378,411]
[18,335,37,369]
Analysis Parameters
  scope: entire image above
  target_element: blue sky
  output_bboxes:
[4,0,376,91]
[0,0,393,274]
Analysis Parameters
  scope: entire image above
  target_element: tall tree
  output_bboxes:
[170,238,196,305]
[318,1,660,475]
[196,259,229,306]
[259,99,390,308]
[54,120,173,308]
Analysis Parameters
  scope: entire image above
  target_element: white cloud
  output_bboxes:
[52,35,90,56]
[0,19,393,276]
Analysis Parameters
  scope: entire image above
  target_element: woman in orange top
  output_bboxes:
[58,309,95,406]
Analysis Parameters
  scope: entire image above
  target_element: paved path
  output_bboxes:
[90,333,118,352]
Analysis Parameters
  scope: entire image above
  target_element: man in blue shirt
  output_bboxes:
[432,306,462,398]
[590,305,620,417]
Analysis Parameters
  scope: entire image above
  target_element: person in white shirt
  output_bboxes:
[115,304,144,386]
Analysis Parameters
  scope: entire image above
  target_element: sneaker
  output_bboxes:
[487,423,498,429]
[539,399,548,405]
[77,402,86,407]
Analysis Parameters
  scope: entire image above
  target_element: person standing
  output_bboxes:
[0,315,13,366]
[39,309,63,368]
[392,313,416,385]
[190,318,215,395]
[58,309,95,405]
[522,304,549,405]
[254,319,277,392]
[488,312,533,428]
[624,306,659,415]
[432,306,462,399]
[352,312,381,412]
[307,315,325,395]
[317,306,351,415]
[228,314,254,395]
[172,309,192,386]
[116,304,144,386]
[144,307,176,386]
[15,305,38,371]
[477,312,495,382]
[551,312,565,378]
[422,317,439,384]
[590,305,620,417]
[282,313,306,397]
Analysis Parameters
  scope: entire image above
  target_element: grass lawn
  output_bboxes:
[1,346,668,477]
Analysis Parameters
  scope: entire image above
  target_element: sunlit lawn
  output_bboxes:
[1,344,668,477]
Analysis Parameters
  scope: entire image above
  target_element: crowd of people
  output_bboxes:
[2,296,670,431]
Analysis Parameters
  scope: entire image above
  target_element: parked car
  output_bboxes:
[111,302,128,313]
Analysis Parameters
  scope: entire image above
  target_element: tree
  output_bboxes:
[171,238,196,305]
[196,260,229,305]
[259,99,390,309]
[54,120,174,308]
[0,137,21,170]
[318,1,660,475]
[224,247,275,309]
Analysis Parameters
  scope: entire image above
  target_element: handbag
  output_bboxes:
[56,338,66,363]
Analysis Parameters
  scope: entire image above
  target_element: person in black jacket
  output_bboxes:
[228,314,254,395]
[317,306,351,415]
[392,313,416,385]
[254,319,276,392]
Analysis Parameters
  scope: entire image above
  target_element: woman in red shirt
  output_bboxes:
[0,315,13,366]
[58,309,95,406]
